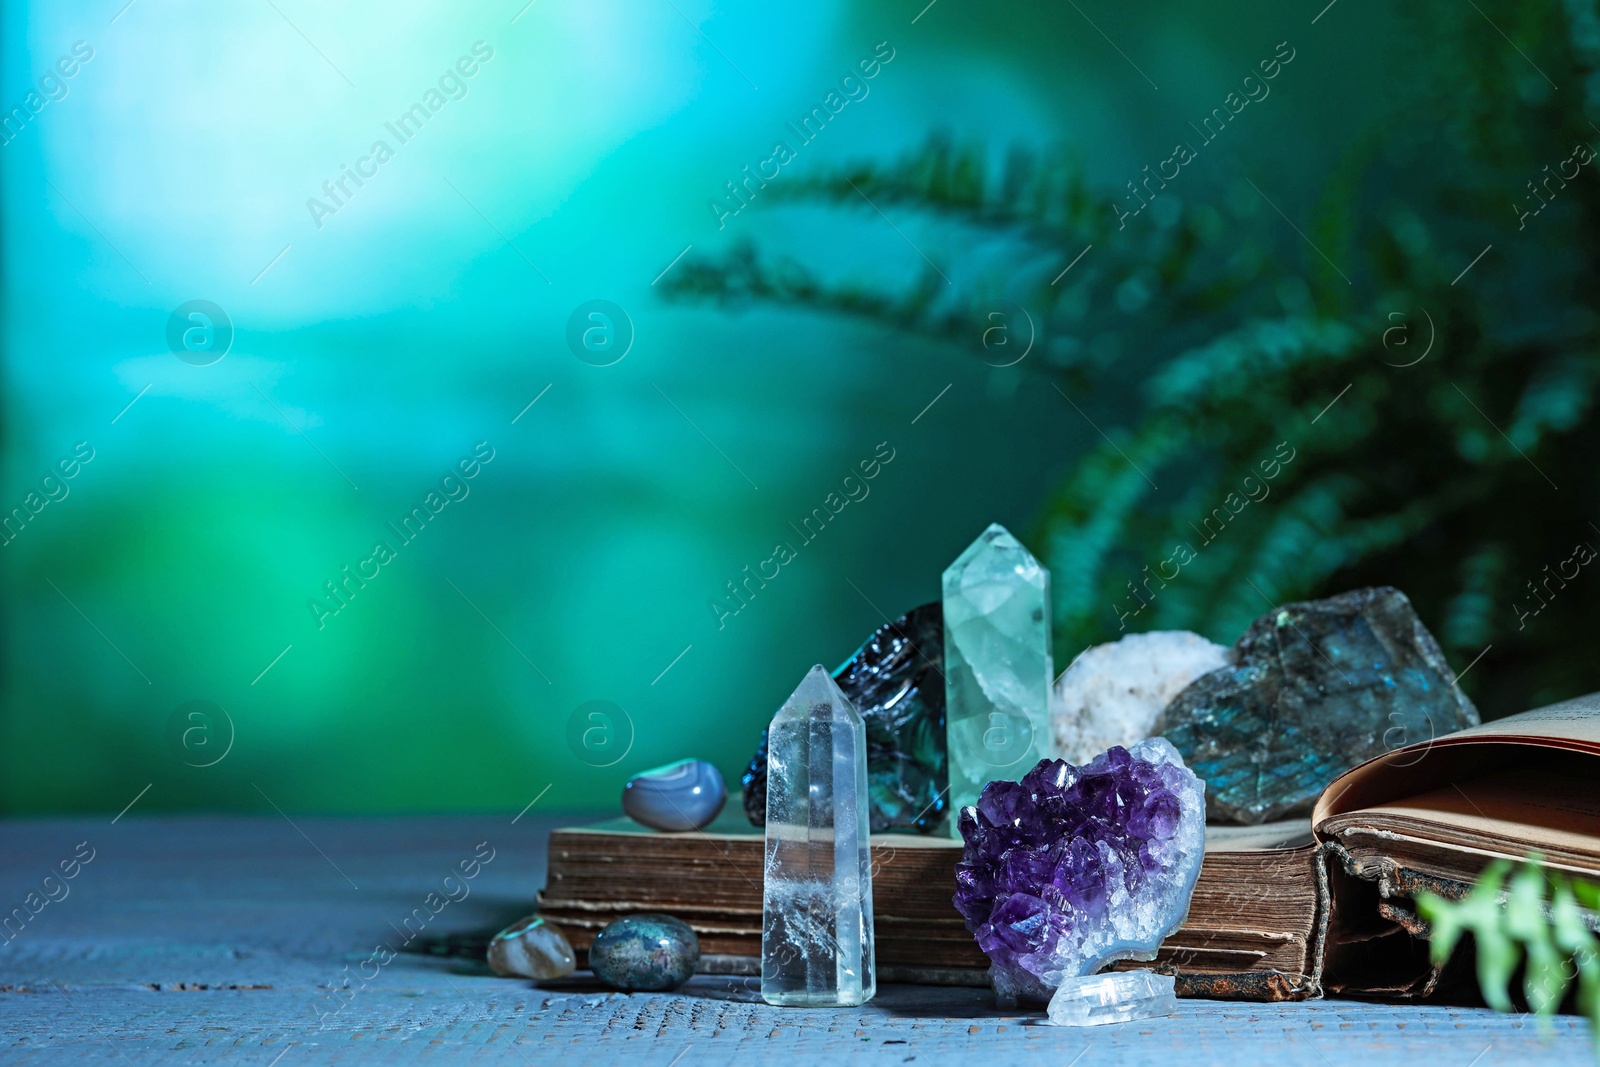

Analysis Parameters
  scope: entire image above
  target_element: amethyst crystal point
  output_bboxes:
[952,738,1205,1006]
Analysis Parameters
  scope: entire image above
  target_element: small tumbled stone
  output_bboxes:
[1051,631,1231,765]
[487,915,576,980]
[622,759,726,832]
[588,914,700,992]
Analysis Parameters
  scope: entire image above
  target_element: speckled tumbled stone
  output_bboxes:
[621,759,726,832]
[587,914,700,991]
[487,915,576,980]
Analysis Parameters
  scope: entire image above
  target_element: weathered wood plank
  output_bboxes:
[0,816,1588,1065]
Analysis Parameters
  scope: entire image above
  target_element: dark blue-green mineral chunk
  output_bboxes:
[741,602,948,833]
[1159,586,1479,824]
[587,914,700,992]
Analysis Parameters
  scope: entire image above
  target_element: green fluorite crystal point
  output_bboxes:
[942,523,1054,836]
[761,665,877,1007]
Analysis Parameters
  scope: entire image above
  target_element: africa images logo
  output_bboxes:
[166,300,233,366]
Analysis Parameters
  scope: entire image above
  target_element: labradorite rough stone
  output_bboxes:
[741,602,948,834]
[1159,586,1479,824]
[587,914,700,992]
[621,759,726,832]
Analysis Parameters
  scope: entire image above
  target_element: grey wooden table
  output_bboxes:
[0,814,1590,1065]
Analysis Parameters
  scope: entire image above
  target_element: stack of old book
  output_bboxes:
[538,694,1600,1001]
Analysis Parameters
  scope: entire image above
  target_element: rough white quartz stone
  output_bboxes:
[1051,631,1231,764]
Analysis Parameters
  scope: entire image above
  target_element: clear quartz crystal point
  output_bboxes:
[943,523,1054,835]
[761,665,877,1007]
[1045,971,1178,1026]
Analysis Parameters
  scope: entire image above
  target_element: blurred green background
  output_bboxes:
[3,0,1595,815]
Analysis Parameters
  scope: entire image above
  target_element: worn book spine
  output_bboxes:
[1316,840,1465,999]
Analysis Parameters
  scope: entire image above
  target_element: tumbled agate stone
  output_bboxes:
[622,759,726,832]
[953,738,1205,1006]
[588,914,700,992]
[487,915,576,980]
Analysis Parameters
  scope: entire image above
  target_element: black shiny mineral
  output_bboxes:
[742,602,948,834]
[1159,586,1479,824]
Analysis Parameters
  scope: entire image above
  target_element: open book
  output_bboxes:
[537,693,1600,1001]
[1312,691,1600,996]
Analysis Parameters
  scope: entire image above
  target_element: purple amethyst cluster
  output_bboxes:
[953,737,1205,1005]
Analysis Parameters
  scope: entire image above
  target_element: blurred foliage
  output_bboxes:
[664,0,1600,717]
[1417,858,1600,1053]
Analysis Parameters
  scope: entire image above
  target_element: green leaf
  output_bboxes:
[1421,856,1600,1055]
[1507,864,1567,1014]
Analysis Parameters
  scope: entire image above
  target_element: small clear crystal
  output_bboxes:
[1045,970,1178,1026]
[761,665,876,1007]
[943,523,1053,835]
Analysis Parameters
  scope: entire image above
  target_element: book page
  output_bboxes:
[1314,692,1600,829]
[1205,819,1312,852]
[1431,691,1600,749]
[1341,761,1600,862]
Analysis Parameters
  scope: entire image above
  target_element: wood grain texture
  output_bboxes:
[0,815,1589,1065]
